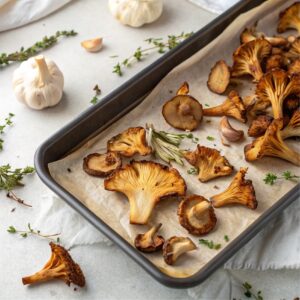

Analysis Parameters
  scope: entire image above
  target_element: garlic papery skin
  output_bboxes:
[12,55,64,110]
[108,0,163,28]
[219,116,244,143]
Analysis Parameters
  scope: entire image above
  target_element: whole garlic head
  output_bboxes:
[12,55,64,110]
[108,0,163,28]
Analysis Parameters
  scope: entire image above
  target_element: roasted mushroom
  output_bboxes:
[231,38,272,82]
[22,242,85,287]
[134,223,164,253]
[219,116,244,143]
[211,167,257,209]
[178,195,217,235]
[281,109,300,139]
[265,54,286,72]
[244,119,300,166]
[162,82,203,131]
[288,59,300,75]
[203,90,247,123]
[248,115,273,137]
[104,160,186,224]
[283,95,300,116]
[163,236,197,265]
[285,37,300,61]
[107,127,152,157]
[207,60,231,94]
[277,2,300,34]
[184,145,233,182]
[83,152,121,177]
[256,69,300,119]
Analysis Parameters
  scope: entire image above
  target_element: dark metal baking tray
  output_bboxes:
[34,0,300,288]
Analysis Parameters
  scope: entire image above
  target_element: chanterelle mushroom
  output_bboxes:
[248,115,273,137]
[184,145,233,182]
[162,82,203,131]
[178,195,217,235]
[107,127,152,157]
[281,109,300,139]
[256,69,300,119]
[277,2,300,34]
[285,37,300,61]
[265,54,286,72]
[163,236,197,265]
[211,167,257,209]
[104,161,186,224]
[134,223,164,253]
[288,59,300,75]
[83,152,121,177]
[203,90,247,123]
[244,119,300,166]
[207,60,231,94]
[22,242,85,287]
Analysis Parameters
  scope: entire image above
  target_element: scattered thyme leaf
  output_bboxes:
[204,104,210,107]
[0,30,77,67]
[242,282,264,300]
[187,167,198,175]
[7,226,16,233]
[199,239,222,250]
[0,113,14,151]
[264,171,299,185]
[206,136,215,141]
[224,235,229,242]
[90,84,102,105]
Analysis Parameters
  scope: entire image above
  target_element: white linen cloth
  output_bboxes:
[188,0,240,14]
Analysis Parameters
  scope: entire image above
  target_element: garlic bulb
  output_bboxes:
[12,55,64,110]
[219,116,244,145]
[108,0,163,28]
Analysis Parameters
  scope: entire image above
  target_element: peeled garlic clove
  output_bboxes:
[81,38,103,52]
[219,116,244,143]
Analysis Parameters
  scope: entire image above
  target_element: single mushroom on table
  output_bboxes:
[244,119,300,166]
[231,38,272,82]
[203,90,247,123]
[107,127,152,157]
[207,60,231,94]
[163,236,197,265]
[162,82,203,131]
[104,160,186,224]
[178,195,217,235]
[83,152,121,177]
[277,2,300,34]
[134,223,164,253]
[211,167,257,209]
[184,145,233,182]
[22,242,85,287]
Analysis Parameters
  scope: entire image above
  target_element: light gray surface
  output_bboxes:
[0,1,299,299]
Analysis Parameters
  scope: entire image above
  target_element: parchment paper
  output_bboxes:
[49,0,299,278]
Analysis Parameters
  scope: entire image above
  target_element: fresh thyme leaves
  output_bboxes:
[242,282,263,300]
[113,32,193,76]
[199,239,221,250]
[0,30,77,67]
[90,84,102,105]
[206,136,215,141]
[263,171,300,185]
[0,113,14,151]
[187,167,198,175]
[7,223,60,242]
[224,235,229,242]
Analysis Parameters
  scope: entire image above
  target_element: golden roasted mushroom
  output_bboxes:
[22,242,85,287]
[162,82,203,131]
[107,127,152,157]
[283,96,300,116]
[277,2,300,34]
[265,54,285,72]
[285,37,300,61]
[134,223,164,253]
[184,145,233,182]
[281,109,300,139]
[83,152,121,177]
[288,59,300,75]
[178,195,217,235]
[248,115,273,137]
[256,69,300,119]
[104,161,186,224]
[211,167,257,209]
[163,236,197,265]
[231,38,272,82]
[244,119,300,166]
[207,60,231,94]
[203,90,247,123]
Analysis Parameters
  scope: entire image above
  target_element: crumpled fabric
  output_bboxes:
[188,0,240,14]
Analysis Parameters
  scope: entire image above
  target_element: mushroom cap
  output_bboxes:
[83,152,121,177]
[163,236,197,265]
[178,195,217,235]
[288,59,300,76]
[248,115,273,137]
[107,127,152,157]
[277,2,300,33]
[207,60,231,94]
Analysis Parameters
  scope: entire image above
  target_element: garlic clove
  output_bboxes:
[81,38,103,53]
[219,116,244,144]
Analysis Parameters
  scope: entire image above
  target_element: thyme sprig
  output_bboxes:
[7,223,60,242]
[90,84,102,105]
[7,191,32,207]
[242,282,263,300]
[264,171,300,185]
[0,113,14,151]
[199,239,222,250]
[112,32,193,76]
[0,30,77,67]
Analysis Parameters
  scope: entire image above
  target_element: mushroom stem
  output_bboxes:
[35,55,51,87]
[176,82,189,95]
[144,223,162,243]
[188,201,210,219]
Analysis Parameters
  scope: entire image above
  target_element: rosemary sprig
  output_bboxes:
[7,223,60,242]
[90,84,101,105]
[264,171,300,185]
[113,32,193,76]
[199,239,222,250]
[0,113,14,151]
[0,30,77,67]
[242,282,263,300]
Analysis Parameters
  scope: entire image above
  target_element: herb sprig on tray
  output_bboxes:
[0,113,14,151]
[264,171,300,185]
[199,239,222,250]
